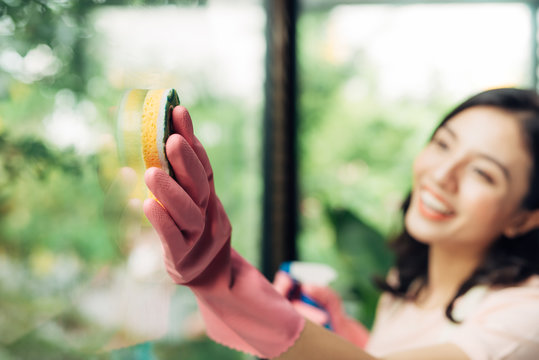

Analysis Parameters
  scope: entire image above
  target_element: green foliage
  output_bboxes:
[0,1,262,358]
[152,337,244,360]
[0,130,127,263]
[0,0,208,97]
[4,308,114,360]
[297,10,454,329]
[327,207,393,328]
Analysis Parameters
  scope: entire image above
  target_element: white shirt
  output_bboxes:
[366,276,539,360]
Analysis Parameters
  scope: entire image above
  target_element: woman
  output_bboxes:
[143,88,539,359]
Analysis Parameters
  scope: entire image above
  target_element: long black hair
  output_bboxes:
[376,88,539,323]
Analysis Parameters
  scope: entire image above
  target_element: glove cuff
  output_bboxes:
[192,249,305,358]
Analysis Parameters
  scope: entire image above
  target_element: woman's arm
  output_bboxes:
[273,320,377,360]
[274,320,469,360]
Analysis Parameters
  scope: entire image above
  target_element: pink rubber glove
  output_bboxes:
[143,106,304,358]
[273,270,370,348]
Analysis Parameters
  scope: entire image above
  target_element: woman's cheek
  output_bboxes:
[412,150,432,180]
[460,185,506,229]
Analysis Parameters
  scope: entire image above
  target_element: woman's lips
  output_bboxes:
[417,187,455,221]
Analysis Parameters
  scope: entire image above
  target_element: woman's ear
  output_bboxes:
[503,209,539,238]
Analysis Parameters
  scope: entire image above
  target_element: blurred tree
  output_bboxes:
[296,10,452,330]
[0,0,208,92]
[327,207,393,328]
[0,1,255,359]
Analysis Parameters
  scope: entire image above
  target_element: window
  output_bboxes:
[0,1,263,358]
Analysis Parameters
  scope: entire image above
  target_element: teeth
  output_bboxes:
[420,191,453,215]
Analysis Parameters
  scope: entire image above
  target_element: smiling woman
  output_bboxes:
[407,106,533,249]
[143,88,539,360]
[365,88,539,358]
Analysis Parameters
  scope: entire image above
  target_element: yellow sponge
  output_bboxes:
[117,88,180,198]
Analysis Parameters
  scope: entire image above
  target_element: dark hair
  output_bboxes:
[377,88,539,323]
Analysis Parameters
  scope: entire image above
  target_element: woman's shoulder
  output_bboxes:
[376,272,539,315]
[448,275,539,360]
[483,274,539,304]
[451,274,539,322]
[377,273,539,318]
[473,274,539,314]
[496,273,539,290]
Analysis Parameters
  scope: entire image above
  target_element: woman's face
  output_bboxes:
[405,106,533,253]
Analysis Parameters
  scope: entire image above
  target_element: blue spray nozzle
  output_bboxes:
[279,261,292,274]
[279,261,334,331]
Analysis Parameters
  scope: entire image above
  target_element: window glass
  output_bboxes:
[0,1,263,358]
[297,3,532,328]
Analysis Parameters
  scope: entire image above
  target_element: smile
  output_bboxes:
[418,188,455,220]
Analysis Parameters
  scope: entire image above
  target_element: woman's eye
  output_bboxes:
[432,137,449,150]
[473,168,495,184]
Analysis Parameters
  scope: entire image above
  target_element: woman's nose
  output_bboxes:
[431,157,459,192]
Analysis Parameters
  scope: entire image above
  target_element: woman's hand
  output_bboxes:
[143,106,305,358]
[144,105,231,285]
[273,270,370,348]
